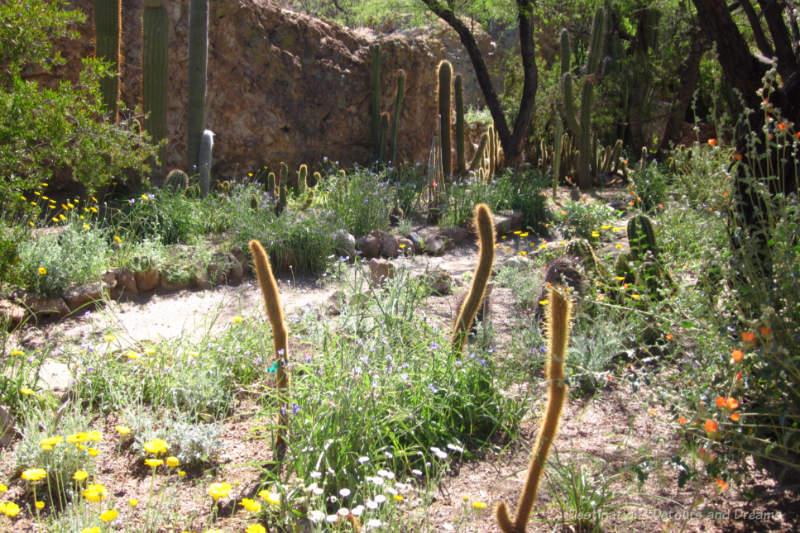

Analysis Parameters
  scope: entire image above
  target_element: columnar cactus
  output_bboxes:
[488,124,497,177]
[454,74,466,176]
[94,0,121,122]
[469,133,488,174]
[437,60,453,177]
[143,0,168,178]
[198,129,214,196]
[452,203,495,354]
[248,239,289,459]
[389,70,405,165]
[561,8,606,190]
[378,111,390,163]
[495,287,571,533]
[297,164,308,194]
[267,172,276,199]
[188,0,209,171]
[627,214,658,261]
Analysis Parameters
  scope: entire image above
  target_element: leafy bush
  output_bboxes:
[552,199,620,240]
[0,0,158,218]
[110,189,207,245]
[317,166,394,237]
[16,217,111,297]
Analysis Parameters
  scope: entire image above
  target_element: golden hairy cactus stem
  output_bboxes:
[495,287,571,533]
[248,239,289,459]
[451,203,495,354]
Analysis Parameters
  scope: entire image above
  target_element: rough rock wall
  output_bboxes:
[55,0,453,177]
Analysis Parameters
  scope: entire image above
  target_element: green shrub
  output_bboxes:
[0,0,158,218]
[16,217,111,297]
[317,166,394,237]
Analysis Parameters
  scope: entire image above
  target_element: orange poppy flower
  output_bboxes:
[731,349,744,362]
[715,478,729,492]
[777,122,787,131]
[704,419,719,433]
[715,396,726,408]
[665,333,673,340]
[707,138,718,147]
[734,153,743,161]
[736,371,743,381]
[726,397,739,410]
[678,416,687,425]
[741,331,756,342]
[760,327,771,336]
[730,412,740,422]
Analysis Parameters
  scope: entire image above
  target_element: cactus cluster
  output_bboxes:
[164,169,189,191]
[94,0,122,123]
[452,203,495,354]
[188,0,209,172]
[143,0,169,180]
[370,45,405,164]
[495,287,571,533]
[248,240,290,459]
[560,7,607,190]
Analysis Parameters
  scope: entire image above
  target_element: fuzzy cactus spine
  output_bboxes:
[390,70,405,165]
[495,287,571,533]
[94,0,121,122]
[248,239,289,459]
[437,60,453,177]
[188,0,209,171]
[452,203,495,353]
[143,0,168,179]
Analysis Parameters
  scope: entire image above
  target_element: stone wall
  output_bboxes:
[51,0,484,178]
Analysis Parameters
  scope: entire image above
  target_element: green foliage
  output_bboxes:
[110,189,207,245]
[93,0,121,121]
[316,166,394,237]
[0,1,158,218]
[16,217,111,297]
[631,160,669,212]
[553,199,619,240]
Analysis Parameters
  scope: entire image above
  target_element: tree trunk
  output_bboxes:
[421,0,537,168]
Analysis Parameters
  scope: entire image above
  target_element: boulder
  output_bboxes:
[440,226,470,245]
[356,234,381,259]
[107,267,138,298]
[207,253,244,285]
[332,229,356,260]
[397,237,414,255]
[63,282,109,311]
[376,230,399,258]
[420,268,453,296]
[134,269,160,292]
[0,300,27,330]
[493,210,523,236]
[407,231,425,254]
[15,292,69,318]
[368,258,395,286]
[424,237,445,256]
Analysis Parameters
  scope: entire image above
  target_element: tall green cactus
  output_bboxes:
[297,163,308,194]
[561,8,606,190]
[370,45,382,160]
[552,118,563,199]
[389,70,405,165]
[378,111,390,163]
[143,0,168,180]
[454,74,466,176]
[470,133,488,174]
[188,0,209,172]
[488,124,497,177]
[437,60,453,177]
[627,214,658,261]
[495,287,571,533]
[94,0,121,122]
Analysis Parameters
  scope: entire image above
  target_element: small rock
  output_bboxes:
[378,232,399,258]
[421,268,453,296]
[493,210,523,236]
[226,254,244,284]
[326,289,347,316]
[0,299,27,329]
[356,233,381,258]
[109,267,137,298]
[407,232,424,253]
[37,360,73,395]
[424,237,445,256]
[397,237,414,255]
[332,229,356,260]
[63,282,108,311]
[134,268,160,292]
[503,255,531,270]
[368,258,395,286]
[18,293,69,318]
[441,226,470,245]
[208,253,244,285]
